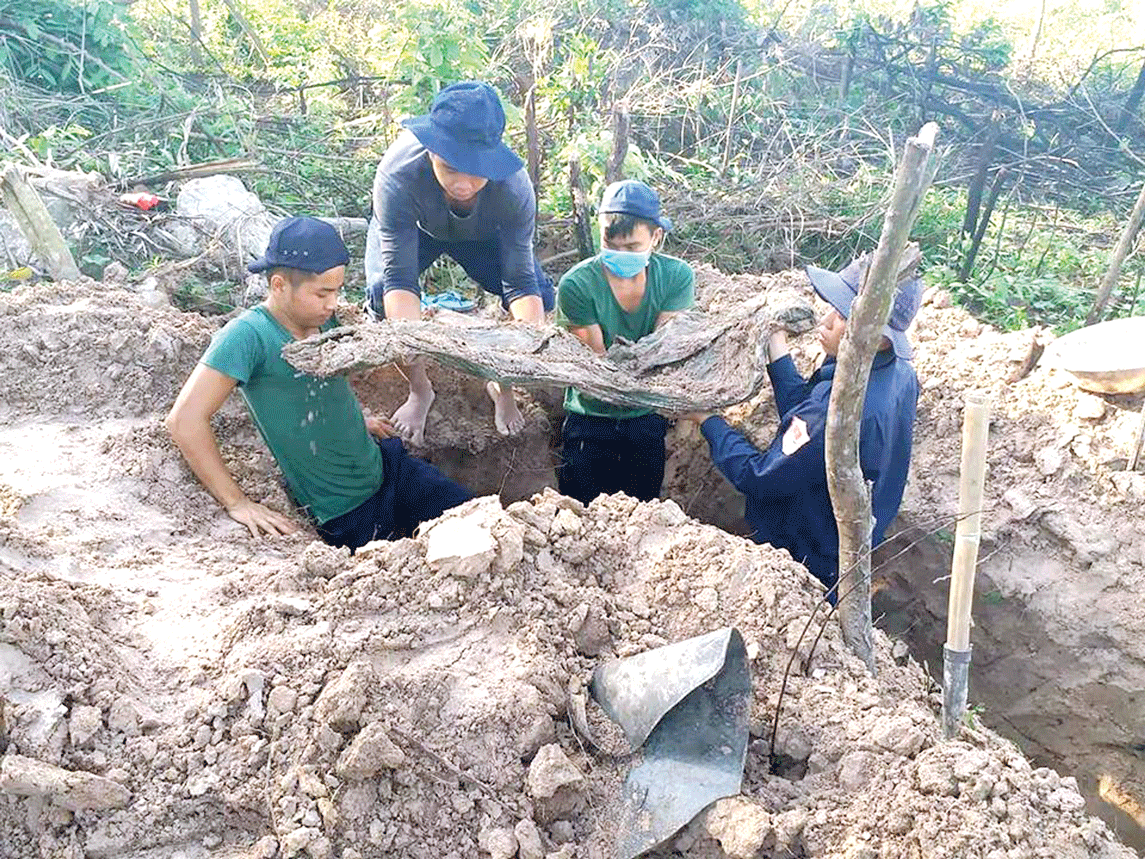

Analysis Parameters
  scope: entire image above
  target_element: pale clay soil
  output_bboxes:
[0,272,1142,859]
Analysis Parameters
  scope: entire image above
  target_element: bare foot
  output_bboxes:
[486,381,525,436]
[391,387,435,446]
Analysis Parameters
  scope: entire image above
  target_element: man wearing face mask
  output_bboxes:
[554,179,695,505]
[681,258,920,596]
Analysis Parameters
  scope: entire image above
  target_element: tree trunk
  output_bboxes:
[962,112,1001,239]
[959,166,1007,283]
[0,163,81,281]
[525,85,541,204]
[1115,60,1145,135]
[604,101,629,185]
[1086,181,1145,325]
[825,123,939,673]
[568,157,595,260]
[187,0,203,66]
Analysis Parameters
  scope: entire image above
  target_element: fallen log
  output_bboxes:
[283,291,816,412]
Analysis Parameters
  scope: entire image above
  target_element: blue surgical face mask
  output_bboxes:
[601,247,652,278]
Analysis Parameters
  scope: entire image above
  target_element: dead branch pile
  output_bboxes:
[283,290,815,411]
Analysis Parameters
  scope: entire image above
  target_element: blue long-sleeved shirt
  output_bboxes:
[364,130,538,298]
[700,351,918,589]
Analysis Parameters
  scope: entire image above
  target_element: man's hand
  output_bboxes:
[225,498,299,538]
[767,330,789,362]
[365,413,400,439]
[678,411,714,425]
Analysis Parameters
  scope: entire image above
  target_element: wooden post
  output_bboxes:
[0,163,81,281]
[943,393,990,738]
[1086,182,1145,326]
[568,157,595,261]
[825,122,939,673]
[605,100,629,185]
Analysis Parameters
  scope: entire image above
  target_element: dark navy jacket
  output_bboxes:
[700,351,918,589]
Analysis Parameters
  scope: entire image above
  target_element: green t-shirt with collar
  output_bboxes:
[555,252,695,419]
[200,305,385,524]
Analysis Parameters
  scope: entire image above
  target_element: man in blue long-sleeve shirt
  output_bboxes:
[684,259,921,594]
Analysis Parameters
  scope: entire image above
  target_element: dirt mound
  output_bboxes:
[2,481,1134,859]
[877,293,1145,848]
[0,280,215,422]
[0,276,1140,859]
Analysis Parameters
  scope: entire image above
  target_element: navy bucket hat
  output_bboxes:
[402,81,523,181]
[599,179,672,232]
[248,216,350,274]
[805,258,922,360]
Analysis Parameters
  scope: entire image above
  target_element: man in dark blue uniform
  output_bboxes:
[684,259,921,594]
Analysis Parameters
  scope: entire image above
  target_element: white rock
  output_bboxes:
[703,797,772,859]
[479,827,518,859]
[526,744,582,799]
[107,698,140,737]
[279,827,317,859]
[424,516,497,579]
[1074,395,1106,421]
[1034,446,1063,476]
[335,722,406,779]
[515,819,545,859]
[836,750,876,791]
[0,754,131,810]
[869,717,926,757]
[68,705,102,749]
[314,661,375,732]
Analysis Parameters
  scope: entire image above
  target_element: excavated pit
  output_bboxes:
[0,277,1141,859]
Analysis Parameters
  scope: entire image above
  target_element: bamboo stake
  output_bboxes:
[826,122,939,674]
[0,163,81,281]
[942,392,990,738]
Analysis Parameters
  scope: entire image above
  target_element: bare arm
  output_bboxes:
[566,323,606,355]
[165,364,298,537]
[654,309,682,330]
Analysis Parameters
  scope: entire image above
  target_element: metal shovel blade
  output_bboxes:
[591,627,751,859]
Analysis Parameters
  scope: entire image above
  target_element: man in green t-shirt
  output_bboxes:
[166,216,470,549]
[554,179,695,505]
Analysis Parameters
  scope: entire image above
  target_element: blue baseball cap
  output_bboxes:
[598,179,672,232]
[805,257,922,360]
[402,81,523,181]
[248,216,350,274]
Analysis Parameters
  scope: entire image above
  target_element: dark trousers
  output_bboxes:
[558,412,668,506]
[371,229,555,315]
[316,438,472,551]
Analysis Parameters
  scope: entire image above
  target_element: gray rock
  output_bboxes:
[703,797,772,859]
[0,753,131,810]
[869,717,926,757]
[314,661,376,732]
[335,722,405,779]
[515,819,545,859]
[68,704,102,749]
[836,750,876,791]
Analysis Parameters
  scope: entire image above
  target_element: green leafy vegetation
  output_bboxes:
[2,0,1144,330]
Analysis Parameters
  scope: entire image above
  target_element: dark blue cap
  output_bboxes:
[805,257,922,360]
[599,179,672,232]
[402,81,523,181]
[248,216,350,275]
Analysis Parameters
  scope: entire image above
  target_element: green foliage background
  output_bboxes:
[1,0,1144,328]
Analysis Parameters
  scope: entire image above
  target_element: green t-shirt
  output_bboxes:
[555,252,695,419]
[201,306,385,524]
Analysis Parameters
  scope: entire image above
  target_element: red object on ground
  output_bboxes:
[119,192,161,211]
